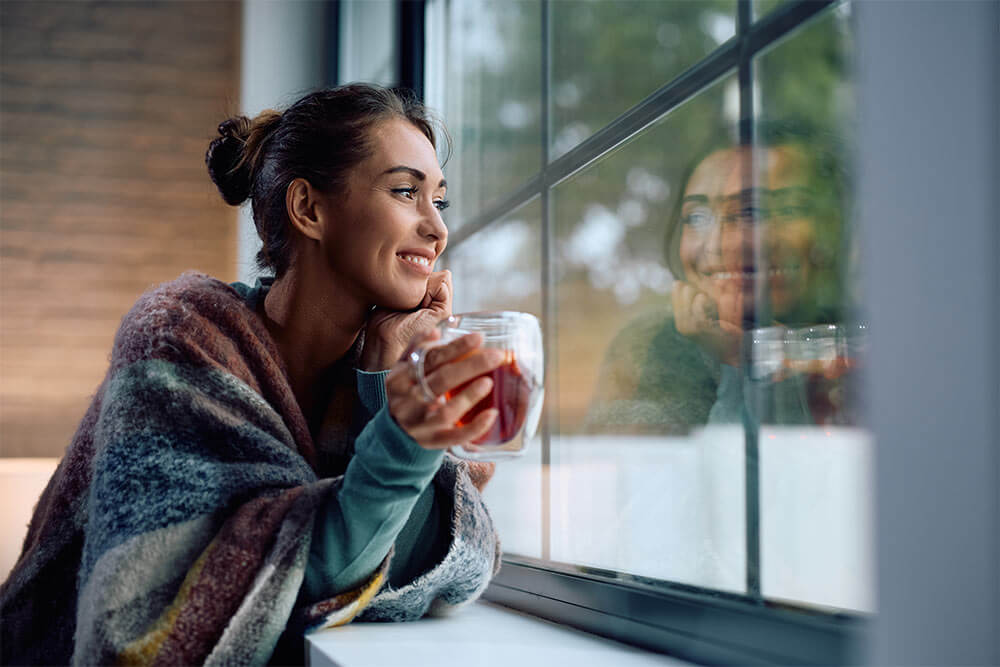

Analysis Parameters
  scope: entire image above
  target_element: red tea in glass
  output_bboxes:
[412,311,544,461]
[448,350,533,445]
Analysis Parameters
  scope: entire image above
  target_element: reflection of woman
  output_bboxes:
[587,121,850,433]
[2,85,502,665]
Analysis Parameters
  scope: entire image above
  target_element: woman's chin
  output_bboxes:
[377,290,425,312]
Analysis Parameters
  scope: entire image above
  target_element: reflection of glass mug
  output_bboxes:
[750,323,868,425]
[411,312,544,461]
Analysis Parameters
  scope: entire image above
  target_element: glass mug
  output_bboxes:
[410,312,544,461]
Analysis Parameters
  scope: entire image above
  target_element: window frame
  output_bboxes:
[417,0,869,662]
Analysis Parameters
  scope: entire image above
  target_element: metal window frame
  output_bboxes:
[487,556,866,665]
[416,1,869,663]
[397,0,425,98]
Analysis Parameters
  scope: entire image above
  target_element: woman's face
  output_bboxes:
[318,118,449,311]
[678,145,818,326]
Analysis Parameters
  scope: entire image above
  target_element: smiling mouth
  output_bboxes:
[398,253,432,268]
[708,266,799,281]
[396,253,434,277]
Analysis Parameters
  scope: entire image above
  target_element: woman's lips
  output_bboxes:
[397,253,433,275]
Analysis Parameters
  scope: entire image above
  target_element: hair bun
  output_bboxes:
[206,116,253,205]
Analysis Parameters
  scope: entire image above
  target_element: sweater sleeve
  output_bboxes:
[301,399,449,603]
[356,368,389,416]
[354,369,454,587]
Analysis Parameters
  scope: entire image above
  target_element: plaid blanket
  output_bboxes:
[1,272,500,665]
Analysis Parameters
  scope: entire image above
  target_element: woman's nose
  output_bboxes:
[718,219,753,266]
[418,202,448,247]
[703,219,723,255]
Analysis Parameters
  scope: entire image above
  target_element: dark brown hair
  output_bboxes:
[206,84,443,276]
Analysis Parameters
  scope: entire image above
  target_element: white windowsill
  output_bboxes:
[307,599,690,666]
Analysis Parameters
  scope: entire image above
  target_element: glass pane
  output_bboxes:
[443,0,542,228]
[754,0,788,20]
[550,0,736,159]
[550,76,747,591]
[752,5,873,612]
[445,200,544,558]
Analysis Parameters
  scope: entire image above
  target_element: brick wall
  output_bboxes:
[1,1,241,457]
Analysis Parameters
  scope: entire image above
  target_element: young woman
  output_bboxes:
[1,84,503,665]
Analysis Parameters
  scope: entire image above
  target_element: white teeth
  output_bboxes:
[713,268,798,280]
[400,254,430,267]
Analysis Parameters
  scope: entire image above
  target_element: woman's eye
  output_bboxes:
[434,199,451,212]
[682,207,715,232]
[392,187,417,199]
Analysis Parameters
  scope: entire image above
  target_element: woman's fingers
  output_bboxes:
[673,282,696,335]
[424,346,505,397]
[423,404,499,449]
[422,270,452,314]
[431,375,493,426]
[389,369,500,449]
[673,281,721,337]
[389,331,494,399]
[386,318,508,449]
[691,291,717,331]
[447,408,499,448]
[421,332,482,374]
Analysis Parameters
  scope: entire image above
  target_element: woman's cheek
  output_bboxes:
[769,219,816,313]
[678,229,702,279]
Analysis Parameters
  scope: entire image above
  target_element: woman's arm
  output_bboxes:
[301,406,445,601]
[356,369,453,587]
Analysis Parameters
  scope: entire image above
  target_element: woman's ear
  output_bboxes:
[285,177,325,242]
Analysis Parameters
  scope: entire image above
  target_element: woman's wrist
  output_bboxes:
[359,339,397,372]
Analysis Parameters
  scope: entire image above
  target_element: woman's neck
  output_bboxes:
[259,262,369,419]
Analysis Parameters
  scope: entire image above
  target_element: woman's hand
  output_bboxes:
[361,270,452,371]
[672,280,743,367]
[385,331,505,450]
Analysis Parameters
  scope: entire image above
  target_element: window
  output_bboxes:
[428,1,868,662]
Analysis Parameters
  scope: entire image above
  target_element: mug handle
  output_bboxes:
[406,316,460,403]
[407,345,440,403]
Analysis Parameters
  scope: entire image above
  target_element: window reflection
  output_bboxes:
[751,4,872,613]
[551,79,747,589]
[440,0,870,615]
[587,120,858,433]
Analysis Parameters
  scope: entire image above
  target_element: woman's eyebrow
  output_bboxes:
[681,194,709,205]
[381,165,447,188]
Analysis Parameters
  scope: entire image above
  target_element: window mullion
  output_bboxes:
[539,0,553,563]
[737,0,764,601]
